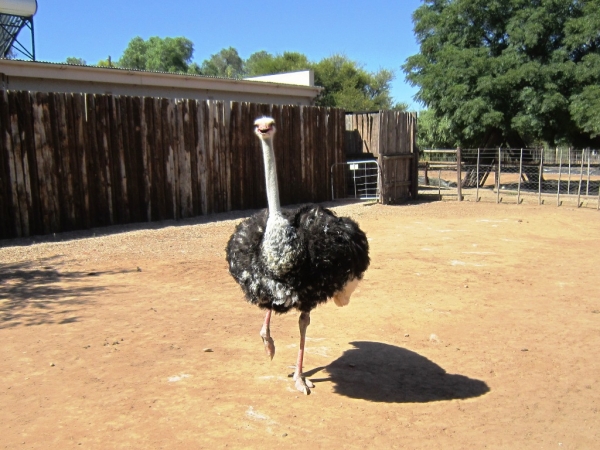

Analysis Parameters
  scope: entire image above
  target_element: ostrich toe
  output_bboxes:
[293,373,314,395]
[262,335,275,359]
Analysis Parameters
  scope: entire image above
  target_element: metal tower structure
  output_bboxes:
[0,0,37,60]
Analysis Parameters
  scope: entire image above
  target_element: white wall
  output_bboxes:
[244,70,315,87]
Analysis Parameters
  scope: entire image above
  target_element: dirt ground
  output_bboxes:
[1,198,599,449]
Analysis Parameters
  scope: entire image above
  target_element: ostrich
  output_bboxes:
[226,117,370,394]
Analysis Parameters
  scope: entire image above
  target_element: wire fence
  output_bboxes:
[419,148,600,209]
[331,160,381,201]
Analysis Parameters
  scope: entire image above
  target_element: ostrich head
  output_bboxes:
[254,117,276,141]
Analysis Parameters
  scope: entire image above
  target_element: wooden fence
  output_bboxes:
[345,111,418,203]
[0,91,346,239]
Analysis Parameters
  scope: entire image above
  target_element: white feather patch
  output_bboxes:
[333,278,360,307]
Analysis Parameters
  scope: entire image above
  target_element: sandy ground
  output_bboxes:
[1,199,599,449]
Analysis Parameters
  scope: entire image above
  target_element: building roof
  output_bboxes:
[0,58,322,101]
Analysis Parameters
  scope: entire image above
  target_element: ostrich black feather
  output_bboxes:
[226,204,370,313]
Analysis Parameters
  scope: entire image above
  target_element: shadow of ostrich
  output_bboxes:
[308,341,490,403]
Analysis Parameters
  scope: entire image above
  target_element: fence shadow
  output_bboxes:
[1,200,379,249]
[318,341,489,403]
[0,257,110,329]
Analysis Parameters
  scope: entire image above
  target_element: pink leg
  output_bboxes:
[260,309,275,359]
[293,311,315,394]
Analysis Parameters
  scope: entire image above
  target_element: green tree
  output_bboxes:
[118,36,197,73]
[245,51,310,76]
[313,54,396,111]
[244,50,400,111]
[417,109,456,149]
[391,102,410,112]
[200,47,245,78]
[96,56,114,67]
[403,0,600,148]
[565,0,600,138]
[65,57,86,65]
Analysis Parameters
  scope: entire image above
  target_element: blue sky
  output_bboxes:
[27,0,423,110]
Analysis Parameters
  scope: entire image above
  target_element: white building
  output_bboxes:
[0,59,321,105]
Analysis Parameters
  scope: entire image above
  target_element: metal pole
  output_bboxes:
[538,148,544,205]
[517,148,523,204]
[496,147,501,203]
[567,147,572,195]
[598,172,600,210]
[586,149,591,197]
[456,147,462,201]
[557,148,562,206]
[577,150,585,207]
[476,148,480,202]
[30,18,36,61]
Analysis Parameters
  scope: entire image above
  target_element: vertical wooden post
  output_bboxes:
[476,147,480,202]
[456,147,462,201]
[330,164,335,200]
[517,148,523,204]
[497,147,501,204]
[411,113,419,200]
[438,169,441,200]
[538,148,544,205]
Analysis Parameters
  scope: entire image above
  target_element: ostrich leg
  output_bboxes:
[260,309,275,359]
[293,311,315,394]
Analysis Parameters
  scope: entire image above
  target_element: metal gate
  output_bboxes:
[331,160,381,201]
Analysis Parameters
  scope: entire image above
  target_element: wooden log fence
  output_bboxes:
[344,110,418,204]
[0,91,346,239]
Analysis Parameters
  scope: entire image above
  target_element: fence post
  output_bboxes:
[538,148,544,205]
[557,148,562,206]
[331,164,335,200]
[586,149,591,197]
[476,147,480,202]
[412,142,419,201]
[456,147,462,201]
[517,148,523,204]
[567,147,572,195]
[577,150,585,207]
[497,147,501,203]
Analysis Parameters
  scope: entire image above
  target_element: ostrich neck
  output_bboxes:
[261,138,282,218]
[260,136,300,276]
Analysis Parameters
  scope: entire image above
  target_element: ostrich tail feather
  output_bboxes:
[332,278,360,307]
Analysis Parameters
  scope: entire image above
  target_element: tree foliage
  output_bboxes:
[205,48,400,111]
[200,47,245,78]
[65,57,86,65]
[118,36,198,74]
[312,54,396,110]
[245,51,311,76]
[80,37,405,112]
[417,109,456,149]
[403,0,600,148]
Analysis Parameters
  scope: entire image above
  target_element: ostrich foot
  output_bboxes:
[293,372,314,395]
[259,327,275,360]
